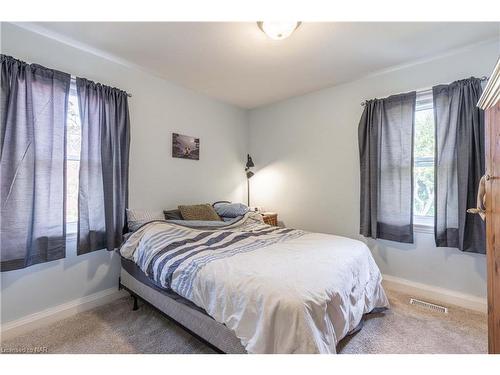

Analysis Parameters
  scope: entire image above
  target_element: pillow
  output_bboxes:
[212,200,231,207]
[178,204,222,221]
[126,209,165,232]
[164,209,183,220]
[214,202,249,218]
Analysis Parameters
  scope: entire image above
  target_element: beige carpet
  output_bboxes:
[1,288,487,354]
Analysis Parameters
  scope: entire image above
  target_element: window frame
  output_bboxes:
[66,78,81,236]
[413,89,435,232]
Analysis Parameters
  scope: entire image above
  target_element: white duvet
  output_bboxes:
[121,216,389,353]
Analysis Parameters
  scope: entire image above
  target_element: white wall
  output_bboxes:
[248,39,499,299]
[0,23,248,324]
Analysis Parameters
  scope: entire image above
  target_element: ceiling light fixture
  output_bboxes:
[257,22,301,40]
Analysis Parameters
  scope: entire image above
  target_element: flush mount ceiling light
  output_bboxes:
[257,22,301,40]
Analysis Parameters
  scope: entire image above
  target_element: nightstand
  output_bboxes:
[261,212,278,226]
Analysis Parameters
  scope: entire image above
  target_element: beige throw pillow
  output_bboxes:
[178,204,222,221]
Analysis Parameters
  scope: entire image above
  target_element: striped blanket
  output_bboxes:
[120,212,306,300]
[120,212,389,353]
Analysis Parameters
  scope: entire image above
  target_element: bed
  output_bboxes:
[119,211,389,354]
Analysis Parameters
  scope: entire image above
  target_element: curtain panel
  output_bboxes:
[0,55,70,271]
[358,92,416,243]
[433,77,486,254]
[76,78,130,255]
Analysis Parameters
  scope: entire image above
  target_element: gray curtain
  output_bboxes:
[76,78,130,254]
[358,92,416,243]
[1,55,70,271]
[433,77,485,253]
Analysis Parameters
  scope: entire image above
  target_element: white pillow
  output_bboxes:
[126,209,164,232]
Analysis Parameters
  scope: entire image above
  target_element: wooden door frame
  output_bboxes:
[479,57,500,354]
[485,103,500,354]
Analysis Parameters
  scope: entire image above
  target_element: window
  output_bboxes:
[66,79,81,235]
[413,90,435,227]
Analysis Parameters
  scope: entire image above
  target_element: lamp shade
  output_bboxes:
[246,154,255,168]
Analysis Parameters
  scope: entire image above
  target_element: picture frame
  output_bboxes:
[172,133,200,160]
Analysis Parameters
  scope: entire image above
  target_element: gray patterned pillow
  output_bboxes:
[178,204,222,221]
[126,209,165,231]
[213,202,249,218]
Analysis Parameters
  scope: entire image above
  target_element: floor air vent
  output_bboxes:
[409,298,448,314]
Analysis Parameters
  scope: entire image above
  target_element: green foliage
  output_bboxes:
[415,166,434,217]
[414,109,435,217]
[66,94,81,223]
[415,110,434,158]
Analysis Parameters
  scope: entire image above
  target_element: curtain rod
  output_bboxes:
[360,76,489,106]
[70,75,132,97]
[2,55,134,98]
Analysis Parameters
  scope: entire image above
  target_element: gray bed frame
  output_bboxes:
[119,266,247,354]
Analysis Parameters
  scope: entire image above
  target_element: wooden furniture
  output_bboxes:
[261,212,278,226]
[478,58,500,354]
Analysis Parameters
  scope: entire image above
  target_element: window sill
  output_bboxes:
[67,231,77,240]
[413,216,433,234]
[413,224,434,234]
[67,222,78,241]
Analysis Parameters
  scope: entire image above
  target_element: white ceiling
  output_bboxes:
[23,22,500,108]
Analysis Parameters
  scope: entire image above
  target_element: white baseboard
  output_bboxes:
[1,276,486,342]
[382,274,487,313]
[1,287,127,341]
